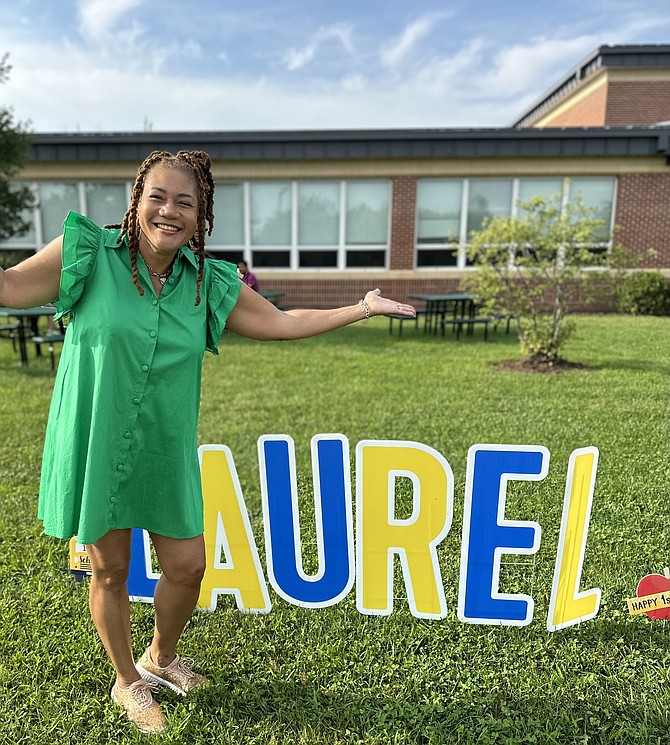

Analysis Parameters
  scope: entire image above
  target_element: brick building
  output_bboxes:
[4,43,669,308]
[513,44,670,127]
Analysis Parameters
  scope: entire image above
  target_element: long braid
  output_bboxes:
[117,150,215,305]
[175,150,214,306]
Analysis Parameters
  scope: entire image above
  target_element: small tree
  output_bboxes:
[463,191,611,366]
[0,53,34,242]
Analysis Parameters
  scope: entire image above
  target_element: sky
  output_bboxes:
[0,0,667,133]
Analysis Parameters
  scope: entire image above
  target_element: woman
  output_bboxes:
[237,259,259,291]
[0,150,415,734]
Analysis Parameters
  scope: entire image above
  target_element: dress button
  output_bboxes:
[110,496,119,504]
[149,330,157,338]
[141,364,149,372]
[123,431,131,439]
[116,464,124,471]
[133,397,140,405]
[152,299,158,306]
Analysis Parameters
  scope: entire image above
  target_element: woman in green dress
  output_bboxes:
[0,150,415,734]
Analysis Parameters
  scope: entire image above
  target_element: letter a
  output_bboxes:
[198,445,271,613]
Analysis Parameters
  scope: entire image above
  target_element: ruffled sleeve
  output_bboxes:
[205,258,242,354]
[53,211,106,321]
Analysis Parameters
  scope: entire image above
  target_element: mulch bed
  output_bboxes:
[493,358,594,373]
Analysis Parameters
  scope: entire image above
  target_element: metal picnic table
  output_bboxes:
[408,292,477,335]
[0,306,57,366]
[259,290,285,306]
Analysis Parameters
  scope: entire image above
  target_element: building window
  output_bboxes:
[40,182,80,242]
[0,180,131,251]
[517,178,565,214]
[416,180,462,245]
[211,179,390,270]
[567,178,615,235]
[212,183,244,247]
[250,182,292,247]
[1,183,37,247]
[85,183,128,227]
[415,176,616,268]
[466,179,513,235]
[298,182,339,246]
[345,181,388,245]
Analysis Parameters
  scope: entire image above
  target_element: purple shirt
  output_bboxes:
[241,271,259,291]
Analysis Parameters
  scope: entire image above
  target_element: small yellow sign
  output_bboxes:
[627,591,670,615]
[69,537,91,575]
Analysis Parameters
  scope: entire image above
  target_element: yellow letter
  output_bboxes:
[546,447,601,631]
[356,441,453,619]
[198,445,271,613]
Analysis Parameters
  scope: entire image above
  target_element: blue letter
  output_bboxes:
[259,434,353,607]
[127,528,159,603]
[458,445,548,626]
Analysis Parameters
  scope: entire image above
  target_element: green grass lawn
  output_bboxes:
[0,315,668,744]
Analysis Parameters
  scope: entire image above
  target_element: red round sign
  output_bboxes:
[636,574,670,620]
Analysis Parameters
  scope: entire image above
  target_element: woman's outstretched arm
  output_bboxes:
[0,236,63,309]
[226,285,415,341]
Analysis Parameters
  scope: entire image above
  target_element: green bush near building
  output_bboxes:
[616,270,670,316]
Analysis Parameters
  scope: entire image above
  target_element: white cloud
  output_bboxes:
[380,15,437,69]
[340,73,367,93]
[77,0,145,44]
[283,24,354,71]
[2,2,668,134]
[481,35,601,97]
[409,38,488,100]
[0,35,514,132]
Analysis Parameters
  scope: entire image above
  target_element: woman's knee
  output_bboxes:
[90,561,130,589]
[162,557,206,588]
[87,530,132,589]
[151,534,206,588]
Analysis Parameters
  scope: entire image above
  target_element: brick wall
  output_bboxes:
[606,81,670,125]
[615,173,670,268]
[542,83,607,126]
[256,275,622,312]
[257,276,464,309]
[389,176,417,270]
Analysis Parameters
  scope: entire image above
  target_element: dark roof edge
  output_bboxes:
[511,43,670,128]
[26,125,670,164]
[29,124,670,145]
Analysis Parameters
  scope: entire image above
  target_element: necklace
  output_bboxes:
[141,255,175,285]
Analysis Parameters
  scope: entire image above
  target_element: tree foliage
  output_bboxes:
[463,191,615,364]
[0,53,34,242]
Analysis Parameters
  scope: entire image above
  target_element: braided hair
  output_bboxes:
[117,150,215,306]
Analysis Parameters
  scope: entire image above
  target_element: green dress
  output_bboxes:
[37,212,242,545]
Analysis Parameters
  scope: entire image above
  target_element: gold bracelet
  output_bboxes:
[358,298,370,319]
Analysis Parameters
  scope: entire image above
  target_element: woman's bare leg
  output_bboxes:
[86,529,140,687]
[147,533,206,667]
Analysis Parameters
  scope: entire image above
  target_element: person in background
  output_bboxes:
[0,149,415,735]
[237,259,258,291]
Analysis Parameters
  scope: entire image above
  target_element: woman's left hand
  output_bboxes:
[364,288,416,317]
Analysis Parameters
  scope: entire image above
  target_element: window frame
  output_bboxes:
[414,176,617,269]
[209,178,391,271]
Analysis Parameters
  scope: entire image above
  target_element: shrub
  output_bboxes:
[616,271,670,316]
[463,192,611,364]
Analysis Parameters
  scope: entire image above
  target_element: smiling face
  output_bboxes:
[137,164,199,264]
